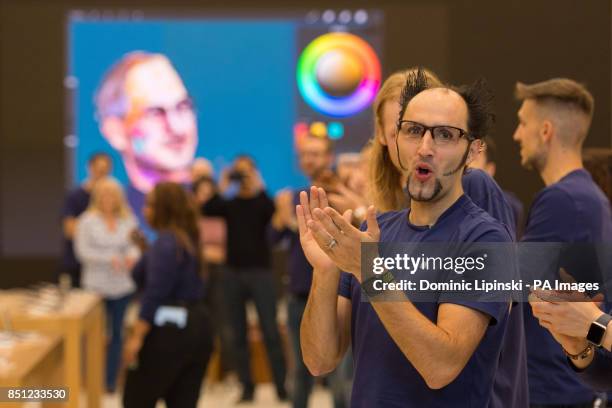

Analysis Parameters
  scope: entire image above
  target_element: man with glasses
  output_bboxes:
[514,78,612,408]
[95,52,198,228]
[297,70,514,406]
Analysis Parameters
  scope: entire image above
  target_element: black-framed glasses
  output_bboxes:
[396,120,471,146]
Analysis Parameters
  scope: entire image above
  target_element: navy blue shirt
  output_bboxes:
[521,169,612,404]
[462,169,516,239]
[503,190,524,236]
[462,169,529,407]
[339,195,512,407]
[268,190,312,296]
[127,184,157,243]
[132,232,204,324]
[575,348,612,391]
[61,186,90,271]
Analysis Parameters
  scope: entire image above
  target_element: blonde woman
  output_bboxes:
[74,177,139,393]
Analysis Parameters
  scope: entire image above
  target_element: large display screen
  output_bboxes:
[66,9,384,228]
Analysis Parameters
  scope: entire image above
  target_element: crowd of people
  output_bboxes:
[59,66,612,408]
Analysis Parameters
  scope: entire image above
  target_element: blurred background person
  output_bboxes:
[202,155,287,403]
[329,148,372,228]
[61,152,112,288]
[73,177,139,393]
[336,152,361,186]
[94,51,199,231]
[514,78,611,407]
[270,134,353,408]
[191,157,214,183]
[192,169,233,378]
[123,182,212,408]
[469,137,525,236]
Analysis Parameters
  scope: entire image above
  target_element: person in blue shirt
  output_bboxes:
[122,182,212,408]
[60,152,112,287]
[468,137,524,237]
[269,134,338,408]
[297,69,513,407]
[513,78,612,407]
[369,68,529,407]
[530,292,612,391]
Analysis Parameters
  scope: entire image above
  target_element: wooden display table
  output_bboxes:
[0,290,105,408]
[0,333,64,407]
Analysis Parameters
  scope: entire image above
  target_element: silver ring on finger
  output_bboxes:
[327,238,338,250]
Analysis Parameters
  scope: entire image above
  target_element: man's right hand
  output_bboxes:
[296,186,339,273]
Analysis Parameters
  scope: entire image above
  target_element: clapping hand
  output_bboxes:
[297,186,379,281]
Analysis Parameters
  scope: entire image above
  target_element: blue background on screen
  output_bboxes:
[69,19,306,194]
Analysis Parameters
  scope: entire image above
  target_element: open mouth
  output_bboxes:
[414,163,433,181]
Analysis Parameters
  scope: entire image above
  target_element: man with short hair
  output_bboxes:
[298,71,513,406]
[270,134,341,408]
[203,155,287,403]
[61,152,112,287]
[514,78,612,407]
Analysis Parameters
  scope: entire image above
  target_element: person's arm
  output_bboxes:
[304,187,504,388]
[271,189,297,231]
[123,318,151,366]
[529,295,612,372]
[296,188,352,375]
[269,190,296,244]
[301,269,352,375]
[529,292,604,340]
[369,296,492,388]
[63,217,77,239]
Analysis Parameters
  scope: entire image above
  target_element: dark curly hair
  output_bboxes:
[454,78,495,140]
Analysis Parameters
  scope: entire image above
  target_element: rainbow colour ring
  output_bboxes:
[297,32,381,118]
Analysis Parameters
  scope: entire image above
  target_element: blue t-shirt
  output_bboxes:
[503,190,524,236]
[127,184,157,243]
[339,195,512,407]
[521,169,612,405]
[61,186,90,271]
[461,169,529,407]
[267,190,312,296]
[132,232,204,324]
[462,169,516,239]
